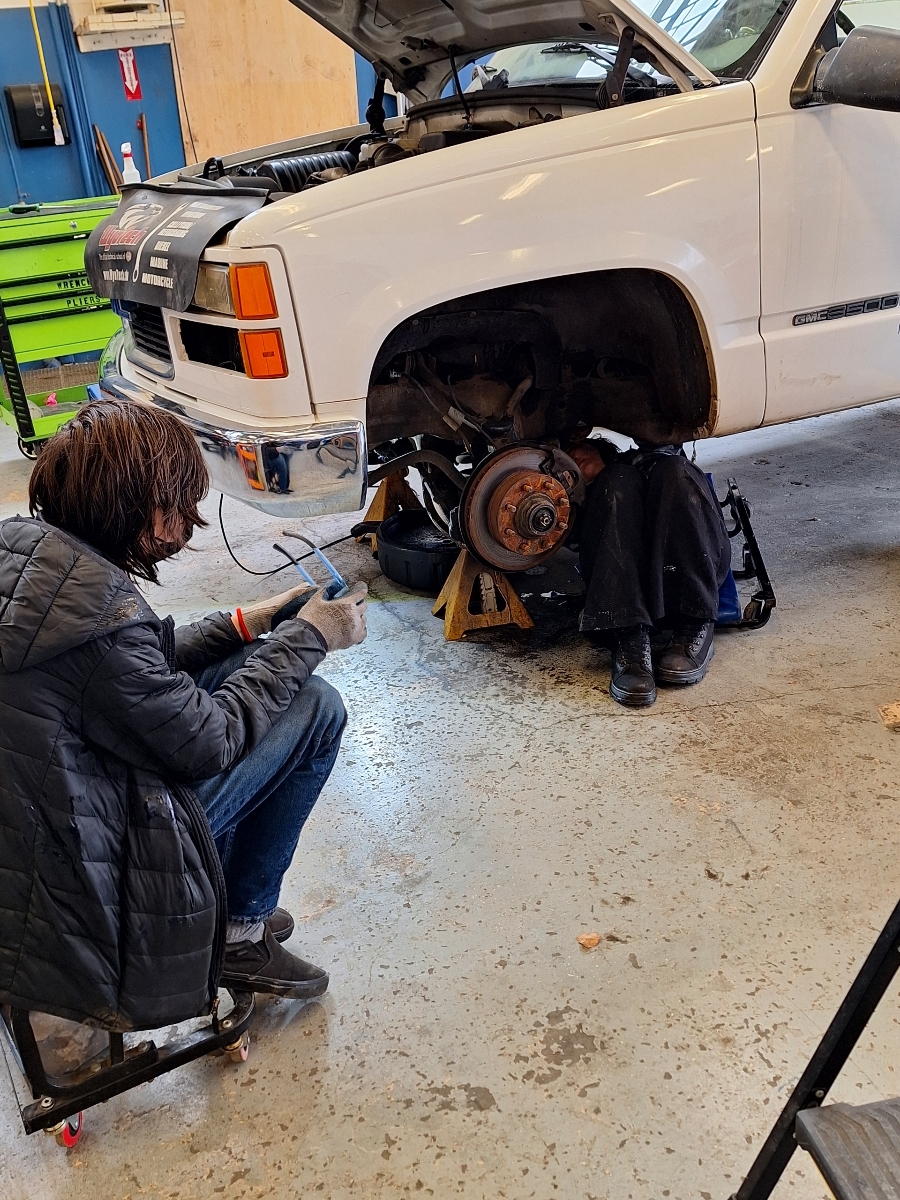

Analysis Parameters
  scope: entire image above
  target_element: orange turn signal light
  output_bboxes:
[239,328,288,379]
[230,263,277,320]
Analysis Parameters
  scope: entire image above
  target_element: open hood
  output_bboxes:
[287,0,719,101]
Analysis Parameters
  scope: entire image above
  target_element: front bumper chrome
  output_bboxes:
[100,372,367,518]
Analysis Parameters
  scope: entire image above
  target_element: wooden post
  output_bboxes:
[432,548,534,641]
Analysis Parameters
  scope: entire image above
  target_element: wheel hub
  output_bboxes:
[487,469,570,557]
[459,445,582,571]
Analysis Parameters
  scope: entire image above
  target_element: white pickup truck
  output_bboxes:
[93,0,900,571]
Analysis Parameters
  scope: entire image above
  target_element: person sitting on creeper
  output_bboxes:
[0,400,366,1025]
[569,438,731,709]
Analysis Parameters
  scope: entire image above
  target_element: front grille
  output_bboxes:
[128,303,171,364]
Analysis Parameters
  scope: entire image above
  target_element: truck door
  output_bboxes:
[757,0,900,424]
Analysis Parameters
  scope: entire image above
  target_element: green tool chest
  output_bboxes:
[0,196,123,454]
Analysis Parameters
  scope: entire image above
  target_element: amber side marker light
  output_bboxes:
[240,329,288,379]
[230,263,278,319]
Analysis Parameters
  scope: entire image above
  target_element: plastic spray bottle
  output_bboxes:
[121,143,141,185]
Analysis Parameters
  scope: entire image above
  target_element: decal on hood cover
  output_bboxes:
[85,186,267,312]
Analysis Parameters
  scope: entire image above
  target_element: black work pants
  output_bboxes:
[578,454,731,633]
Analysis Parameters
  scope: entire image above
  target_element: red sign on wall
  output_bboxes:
[117,48,142,102]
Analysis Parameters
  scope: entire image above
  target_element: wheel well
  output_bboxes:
[366,268,715,450]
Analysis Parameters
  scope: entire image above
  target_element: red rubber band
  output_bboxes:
[235,608,252,643]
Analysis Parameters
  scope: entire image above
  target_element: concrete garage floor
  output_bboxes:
[3,403,900,1200]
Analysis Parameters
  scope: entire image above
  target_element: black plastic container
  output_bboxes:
[377,509,459,594]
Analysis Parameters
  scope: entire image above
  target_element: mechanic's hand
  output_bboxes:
[569,441,605,485]
[234,583,315,641]
[297,582,368,651]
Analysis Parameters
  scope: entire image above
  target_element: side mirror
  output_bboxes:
[817,25,900,111]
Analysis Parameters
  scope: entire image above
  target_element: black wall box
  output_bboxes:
[4,84,70,148]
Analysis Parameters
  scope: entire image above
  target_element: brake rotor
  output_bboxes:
[459,444,581,571]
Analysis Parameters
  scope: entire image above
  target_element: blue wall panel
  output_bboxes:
[77,44,185,182]
[0,6,84,204]
[0,2,184,207]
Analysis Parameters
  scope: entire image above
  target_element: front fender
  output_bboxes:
[238,81,765,436]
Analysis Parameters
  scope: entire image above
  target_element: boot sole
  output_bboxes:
[656,642,714,686]
[220,971,329,1000]
[609,679,657,707]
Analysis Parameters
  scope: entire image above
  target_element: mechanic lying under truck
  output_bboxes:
[84,0,900,661]
[0,401,368,1027]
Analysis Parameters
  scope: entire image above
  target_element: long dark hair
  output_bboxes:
[29,399,208,583]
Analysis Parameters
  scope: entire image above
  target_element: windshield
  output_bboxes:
[460,0,791,94]
[638,0,792,76]
[464,41,664,91]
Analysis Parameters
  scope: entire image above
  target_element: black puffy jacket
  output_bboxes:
[0,517,326,1030]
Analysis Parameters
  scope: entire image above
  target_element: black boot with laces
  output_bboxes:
[610,625,656,708]
[656,619,715,685]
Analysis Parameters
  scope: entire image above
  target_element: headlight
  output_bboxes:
[193,263,234,316]
[192,262,278,319]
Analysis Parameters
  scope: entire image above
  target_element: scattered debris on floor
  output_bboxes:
[879,701,900,731]
[576,932,601,949]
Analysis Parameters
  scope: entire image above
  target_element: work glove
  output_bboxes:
[296,582,368,651]
[234,583,315,641]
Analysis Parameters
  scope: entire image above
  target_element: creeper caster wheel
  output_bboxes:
[46,1111,83,1148]
[224,1030,250,1063]
[17,437,46,460]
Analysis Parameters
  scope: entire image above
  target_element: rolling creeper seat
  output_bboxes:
[1,991,255,1148]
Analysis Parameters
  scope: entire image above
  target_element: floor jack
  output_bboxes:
[731,895,900,1200]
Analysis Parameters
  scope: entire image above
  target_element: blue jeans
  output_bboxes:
[190,642,346,921]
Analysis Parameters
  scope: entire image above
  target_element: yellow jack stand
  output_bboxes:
[432,548,534,641]
[357,469,423,553]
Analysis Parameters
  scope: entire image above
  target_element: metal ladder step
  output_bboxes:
[796,1099,900,1199]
